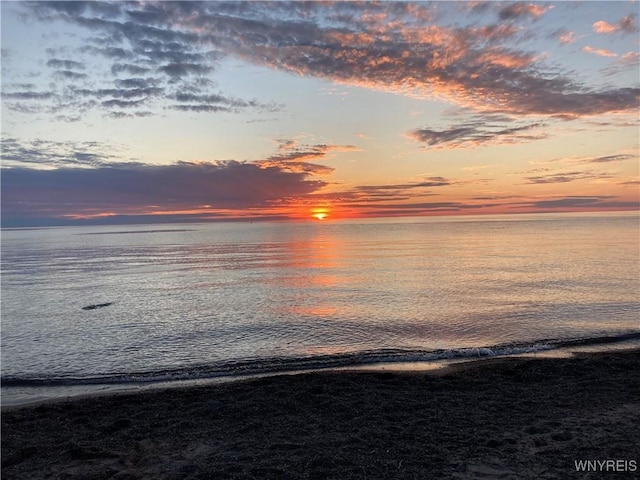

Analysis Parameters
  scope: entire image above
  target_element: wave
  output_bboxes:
[75,229,196,236]
[3,332,639,388]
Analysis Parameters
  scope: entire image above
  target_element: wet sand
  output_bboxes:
[2,349,639,479]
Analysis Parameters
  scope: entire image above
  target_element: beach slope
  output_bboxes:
[2,350,639,479]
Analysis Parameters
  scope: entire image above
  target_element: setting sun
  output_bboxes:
[311,208,329,220]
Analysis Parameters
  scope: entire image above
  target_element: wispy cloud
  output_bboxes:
[1,137,120,168]
[353,177,453,195]
[46,58,85,70]
[253,139,360,175]
[290,175,461,215]
[603,51,640,76]
[408,115,546,148]
[523,170,613,184]
[514,196,639,210]
[552,29,577,45]
[347,202,486,217]
[583,46,618,58]
[528,152,636,167]
[462,164,499,172]
[3,2,282,120]
[497,3,550,21]
[581,154,634,164]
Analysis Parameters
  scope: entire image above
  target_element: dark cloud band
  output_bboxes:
[1,161,326,225]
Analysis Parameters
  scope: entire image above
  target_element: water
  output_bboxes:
[2,212,639,402]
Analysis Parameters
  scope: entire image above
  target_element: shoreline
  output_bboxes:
[3,349,639,479]
[4,335,640,410]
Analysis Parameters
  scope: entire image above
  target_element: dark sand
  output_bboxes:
[2,350,639,479]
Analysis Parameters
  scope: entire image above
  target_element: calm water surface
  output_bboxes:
[2,213,639,399]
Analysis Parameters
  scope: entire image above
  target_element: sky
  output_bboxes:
[1,1,639,227]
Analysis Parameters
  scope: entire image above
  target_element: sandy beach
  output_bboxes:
[2,349,639,479]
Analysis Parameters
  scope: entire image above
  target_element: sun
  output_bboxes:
[311,208,329,220]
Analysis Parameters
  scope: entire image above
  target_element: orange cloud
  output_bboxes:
[582,46,618,58]
[558,31,576,45]
[621,51,640,63]
[593,21,618,34]
[477,49,537,68]
[593,15,639,34]
[498,3,550,21]
[500,3,548,20]
[227,15,637,118]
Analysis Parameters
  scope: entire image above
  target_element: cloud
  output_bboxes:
[299,187,486,216]
[528,152,637,168]
[582,154,634,164]
[514,196,639,210]
[469,24,520,41]
[498,3,549,21]
[2,73,277,118]
[159,62,213,79]
[170,92,280,114]
[552,29,577,45]
[101,98,147,109]
[409,127,477,146]
[359,177,452,190]
[351,202,486,216]
[462,164,499,172]
[302,184,637,217]
[603,51,640,76]
[0,137,119,168]
[297,175,458,211]
[11,1,638,121]
[343,177,454,202]
[2,91,54,100]
[620,51,640,64]
[1,129,466,225]
[582,46,618,58]
[0,136,348,225]
[54,70,89,80]
[81,46,132,60]
[256,140,360,175]
[3,2,279,119]
[46,59,85,70]
[115,78,155,89]
[108,111,153,119]
[213,3,637,117]
[72,84,162,100]
[1,161,327,226]
[408,116,546,148]
[111,63,151,75]
[45,57,89,81]
[593,14,639,34]
[523,170,613,184]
